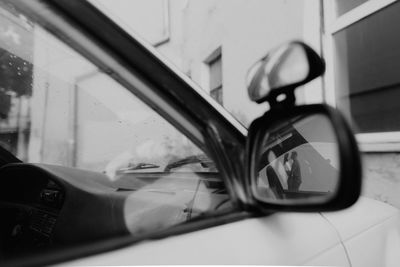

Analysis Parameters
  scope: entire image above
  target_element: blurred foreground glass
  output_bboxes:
[254,114,340,204]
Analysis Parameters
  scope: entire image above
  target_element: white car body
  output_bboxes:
[58,197,400,266]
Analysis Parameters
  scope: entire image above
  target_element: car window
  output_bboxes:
[0,0,232,254]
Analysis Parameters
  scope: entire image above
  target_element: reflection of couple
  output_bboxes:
[283,151,301,192]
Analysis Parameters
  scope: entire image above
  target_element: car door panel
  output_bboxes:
[322,197,400,267]
[303,243,350,266]
[342,215,400,267]
[58,213,349,266]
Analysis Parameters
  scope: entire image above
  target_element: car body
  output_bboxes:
[0,1,399,267]
[58,197,400,266]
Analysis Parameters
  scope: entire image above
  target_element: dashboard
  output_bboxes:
[0,173,63,256]
[0,163,129,259]
[0,162,230,261]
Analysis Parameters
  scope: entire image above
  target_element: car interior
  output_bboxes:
[0,159,232,261]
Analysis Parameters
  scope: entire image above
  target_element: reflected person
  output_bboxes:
[288,151,301,192]
[283,153,291,177]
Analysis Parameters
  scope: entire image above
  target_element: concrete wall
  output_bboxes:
[174,0,322,125]
[90,0,186,69]
[93,0,322,126]
[362,153,400,208]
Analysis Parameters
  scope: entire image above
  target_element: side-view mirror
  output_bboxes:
[245,42,361,212]
[247,41,325,104]
[246,105,361,211]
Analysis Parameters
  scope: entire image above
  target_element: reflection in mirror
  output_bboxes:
[254,114,340,204]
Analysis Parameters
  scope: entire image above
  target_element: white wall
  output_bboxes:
[90,0,322,126]
[168,0,322,125]
[180,0,310,125]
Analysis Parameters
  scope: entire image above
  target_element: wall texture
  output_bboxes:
[92,0,323,126]
[177,0,315,125]
[362,153,400,209]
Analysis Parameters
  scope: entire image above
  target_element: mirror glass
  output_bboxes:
[254,113,340,204]
[247,43,310,102]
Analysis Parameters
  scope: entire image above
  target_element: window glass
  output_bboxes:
[334,0,369,17]
[0,1,232,259]
[333,1,400,133]
[209,55,223,105]
[210,87,223,105]
[0,5,33,158]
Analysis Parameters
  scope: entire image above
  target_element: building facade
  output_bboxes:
[95,0,324,126]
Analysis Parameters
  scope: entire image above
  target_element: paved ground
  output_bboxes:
[362,153,400,209]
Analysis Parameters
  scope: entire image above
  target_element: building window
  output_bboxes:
[323,0,400,151]
[334,1,400,133]
[334,0,369,17]
[205,48,223,105]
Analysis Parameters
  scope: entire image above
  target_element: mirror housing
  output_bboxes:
[247,41,325,104]
[246,104,361,212]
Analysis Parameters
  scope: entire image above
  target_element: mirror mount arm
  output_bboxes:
[265,86,297,110]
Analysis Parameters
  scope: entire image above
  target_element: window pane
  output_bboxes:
[209,55,222,90]
[335,0,369,17]
[211,86,223,105]
[333,1,400,133]
[0,2,232,259]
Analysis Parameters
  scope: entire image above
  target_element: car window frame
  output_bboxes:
[0,0,254,266]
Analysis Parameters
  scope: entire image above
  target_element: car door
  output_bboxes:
[0,0,351,266]
[58,212,350,266]
[322,197,400,267]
